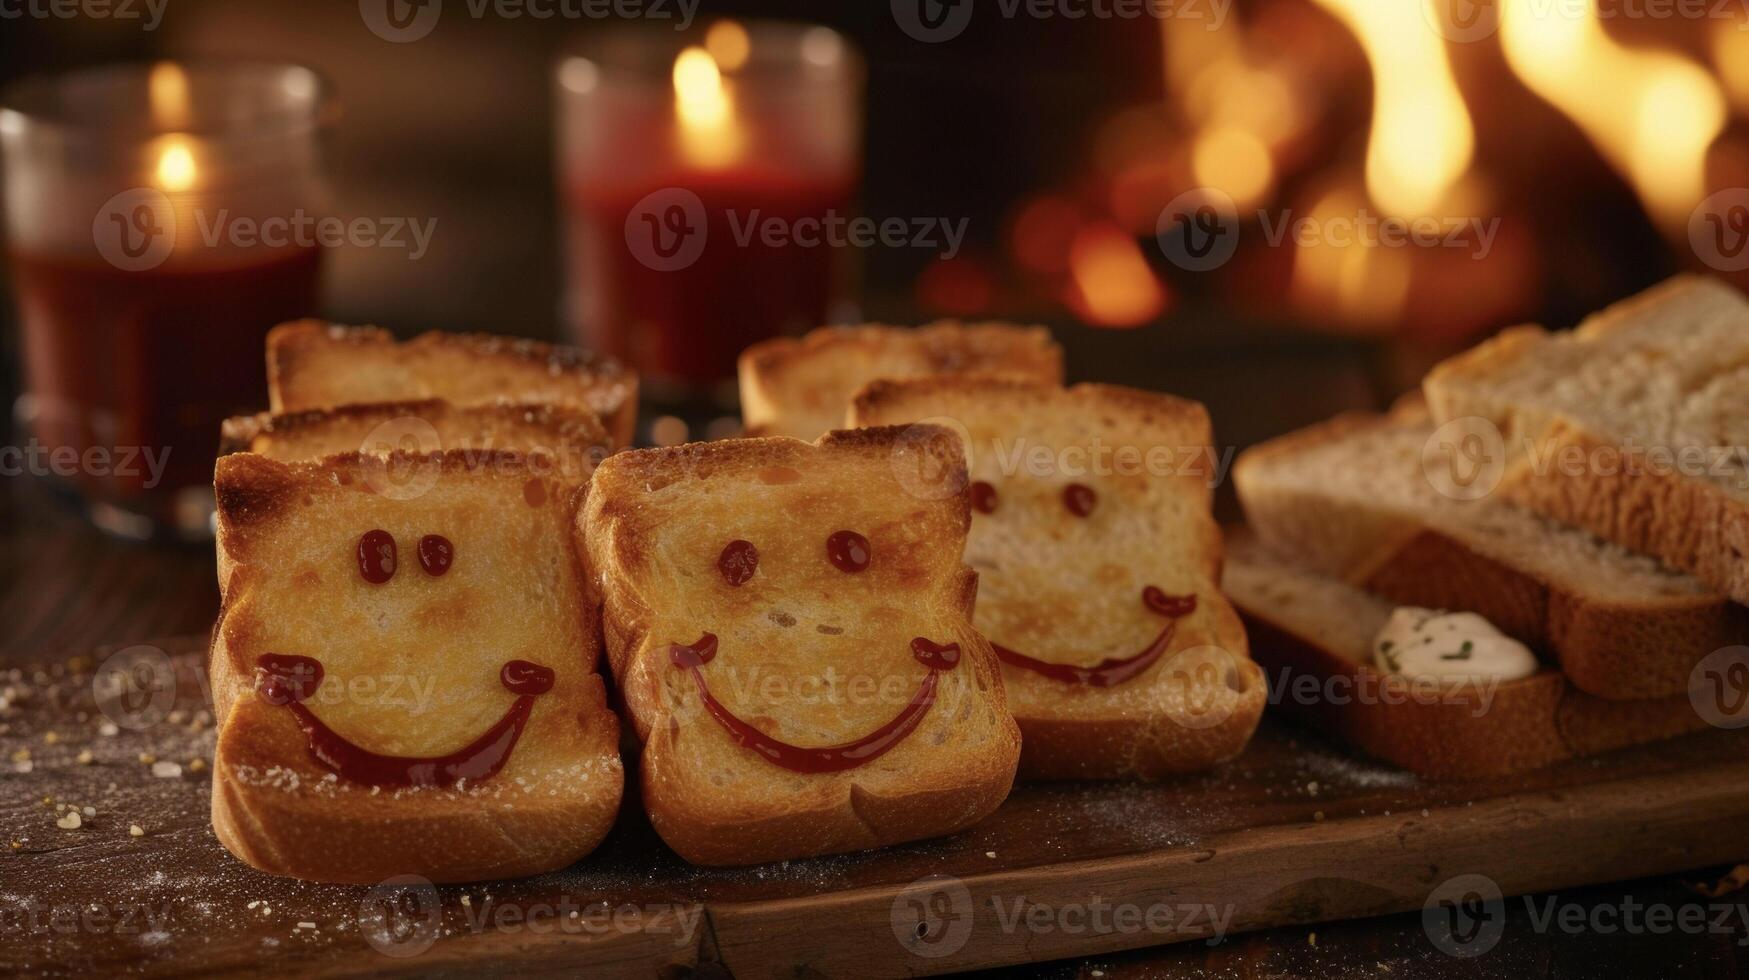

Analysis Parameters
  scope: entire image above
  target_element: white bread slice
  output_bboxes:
[222,399,611,483]
[852,378,1267,780]
[1223,532,1712,779]
[578,427,1020,866]
[267,321,638,447]
[739,321,1064,441]
[1234,397,1745,700]
[211,450,622,883]
[1424,275,1749,604]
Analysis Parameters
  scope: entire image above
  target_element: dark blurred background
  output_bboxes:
[3,0,1746,465]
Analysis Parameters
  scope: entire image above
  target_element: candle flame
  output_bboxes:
[1311,0,1474,218]
[673,46,741,168]
[155,138,197,193]
[149,63,197,192]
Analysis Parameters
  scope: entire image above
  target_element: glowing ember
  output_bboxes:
[1067,224,1166,328]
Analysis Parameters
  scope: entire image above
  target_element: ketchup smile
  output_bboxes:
[254,654,553,788]
[993,588,1197,688]
[667,633,960,773]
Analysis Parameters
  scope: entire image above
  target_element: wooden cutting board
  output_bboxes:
[4,638,1747,978]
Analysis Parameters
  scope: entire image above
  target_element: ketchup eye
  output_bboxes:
[1063,483,1097,518]
[418,534,454,577]
[718,539,758,586]
[826,530,870,573]
[970,481,998,515]
[357,529,398,584]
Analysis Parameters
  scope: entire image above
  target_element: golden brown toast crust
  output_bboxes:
[221,399,612,483]
[1232,403,1746,701]
[211,450,622,883]
[1423,277,1749,605]
[579,427,1020,865]
[267,321,639,446]
[738,321,1064,440]
[1224,533,1711,779]
[852,378,1267,780]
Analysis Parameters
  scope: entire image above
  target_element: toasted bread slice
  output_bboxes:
[579,427,1020,866]
[1234,397,1745,700]
[1224,532,1712,779]
[1423,275,1749,604]
[221,400,612,483]
[267,320,638,447]
[852,378,1267,780]
[211,450,622,883]
[738,322,1064,441]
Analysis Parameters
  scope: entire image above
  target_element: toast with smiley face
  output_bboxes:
[853,379,1267,780]
[210,450,622,884]
[579,427,1020,866]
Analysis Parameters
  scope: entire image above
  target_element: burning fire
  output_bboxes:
[1309,0,1474,218]
[1501,0,1726,228]
[149,62,197,193]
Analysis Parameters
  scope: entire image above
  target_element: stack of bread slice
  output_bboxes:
[1228,276,1749,778]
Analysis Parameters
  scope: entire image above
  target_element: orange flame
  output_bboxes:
[1310,0,1474,217]
[1067,224,1166,328]
[1502,0,1725,228]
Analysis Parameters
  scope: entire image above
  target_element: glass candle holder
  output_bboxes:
[1,61,333,540]
[557,21,863,410]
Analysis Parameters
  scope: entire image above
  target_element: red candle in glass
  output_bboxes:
[557,22,863,403]
[1,62,331,539]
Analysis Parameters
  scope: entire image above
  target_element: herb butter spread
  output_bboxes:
[1371,607,1539,684]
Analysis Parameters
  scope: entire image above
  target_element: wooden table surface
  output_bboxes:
[3,322,1747,977]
